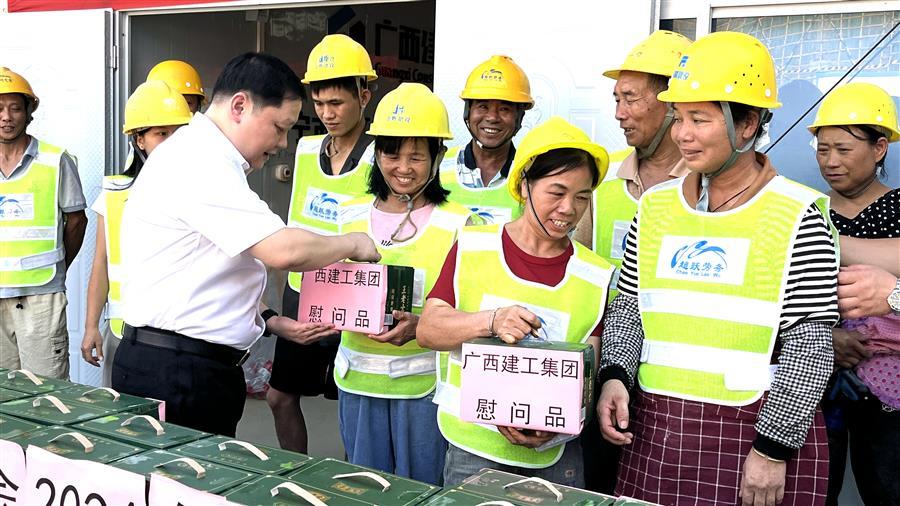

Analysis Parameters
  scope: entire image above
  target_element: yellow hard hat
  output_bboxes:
[604,30,693,80]
[507,116,609,203]
[0,67,39,112]
[657,31,781,109]
[367,83,452,139]
[302,34,378,84]
[460,55,534,109]
[147,60,206,102]
[122,80,192,135]
[808,82,900,142]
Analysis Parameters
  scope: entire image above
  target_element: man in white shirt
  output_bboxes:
[117,52,379,436]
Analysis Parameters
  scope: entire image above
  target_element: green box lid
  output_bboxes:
[286,458,439,506]
[0,413,45,441]
[613,498,662,505]
[0,387,32,403]
[0,370,77,395]
[456,469,616,505]
[171,435,315,476]
[419,488,513,505]
[225,475,387,505]
[10,425,144,463]
[0,395,117,425]
[71,414,210,449]
[111,449,256,493]
[51,385,162,417]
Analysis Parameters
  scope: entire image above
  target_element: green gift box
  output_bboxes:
[0,394,116,425]
[613,498,662,505]
[0,369,76,396]
[285,458,439,505]
[0,387,32,403]
[111,449,256,493]
[72,413,210,449]
[225,474,401,506]
[171,435,314,476]
[456,469,616,505]
[419,488,514,505]
[10,425,144,463]
[0,413,44,440]
[52,385,162,417]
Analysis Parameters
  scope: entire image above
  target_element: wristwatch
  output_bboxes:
[889,278,900,316]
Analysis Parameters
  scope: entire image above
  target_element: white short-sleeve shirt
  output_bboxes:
[120,113,285,349]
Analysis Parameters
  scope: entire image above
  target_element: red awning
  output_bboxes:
[8,0,237,12]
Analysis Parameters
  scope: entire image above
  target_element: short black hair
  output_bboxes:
[369,136,450,205]
[211,52,305,108]
[518,148,600,199]
[834,124,890,173]
[310,77,367,100]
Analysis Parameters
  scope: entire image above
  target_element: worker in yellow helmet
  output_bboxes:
[80,81,192,386]
[267,33,378,455]
[596,32,838,505]
[0,67,87,379]
[333,83,476,485]
[574,29,693,494]
[438,55,534,224]
[147,60,206,113]
[419,116,613,487]
[808,82,900,506]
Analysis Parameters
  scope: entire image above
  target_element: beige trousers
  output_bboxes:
[0,292,70,379]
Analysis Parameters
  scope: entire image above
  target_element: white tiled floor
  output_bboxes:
[235,396,864,504]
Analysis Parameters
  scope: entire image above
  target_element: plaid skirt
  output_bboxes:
[616,390,828,506]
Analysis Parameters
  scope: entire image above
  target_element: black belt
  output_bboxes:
[123,324,250,367]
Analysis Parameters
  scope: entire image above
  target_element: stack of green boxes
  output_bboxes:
[421,469,617,505]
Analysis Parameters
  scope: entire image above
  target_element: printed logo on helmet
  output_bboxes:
[480,69,505,83]
[0,76,12,84]
[317,55,336,69]
[387,104,411,124]
[678,56,689,68]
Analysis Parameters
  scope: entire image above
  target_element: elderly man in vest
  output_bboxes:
[0,67,87,379]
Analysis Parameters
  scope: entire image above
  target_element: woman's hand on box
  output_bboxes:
[270,316,335,345]
[368,310,418,346]
[493,306,543,344]
[497,426,557,448]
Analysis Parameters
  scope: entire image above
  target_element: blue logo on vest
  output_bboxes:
[306,192,340,222]
[0,196,25,218]
[470,207,495,223]
[670,240,727,279]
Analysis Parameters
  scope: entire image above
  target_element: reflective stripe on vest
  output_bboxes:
[591,178,638,303]
[286,135,374,292]
[333,197,472,399]
[436,224,612,468]
[103,175,133,338]
[636,175,833,406]
[439,145,522,224]
[0,141,63,288]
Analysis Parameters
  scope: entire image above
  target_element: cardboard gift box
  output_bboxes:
[456,468,616,505]
[52,385,163,419]
[0,413,44,440]
[170,435,315,476]
[0,394,117,425]
[284,457,440,505]
[111,448,256,493]
[298,262,415,334]
[459,338,595,435]
[72,414,209,449]
[0,369,76,396]
[225,475,380,505]
[0,386,32,403]
[9,425,143,463]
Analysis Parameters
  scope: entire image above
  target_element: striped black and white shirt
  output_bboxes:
[599,205,839,459]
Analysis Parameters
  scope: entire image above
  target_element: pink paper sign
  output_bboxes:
[0,440,26,504]
[299,262,388,334]
[150,474,226,505]
[23,445,146,506]
[459,342,585,435]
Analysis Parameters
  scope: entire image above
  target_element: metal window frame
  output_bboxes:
[660,0,898,37]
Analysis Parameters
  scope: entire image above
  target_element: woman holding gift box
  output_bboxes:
[417,116,615,488]
[333,82,477,486]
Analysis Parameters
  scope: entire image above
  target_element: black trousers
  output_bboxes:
[111,334,246,437]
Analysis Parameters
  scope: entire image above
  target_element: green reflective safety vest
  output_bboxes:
[333,197,473,399]
[591,178,638,303]
[439,145,522,225]
[286,135,374,292]
[0,141,63,288]
[636,175,835,406]
[102,175,133,338]
[436,224,612,468]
